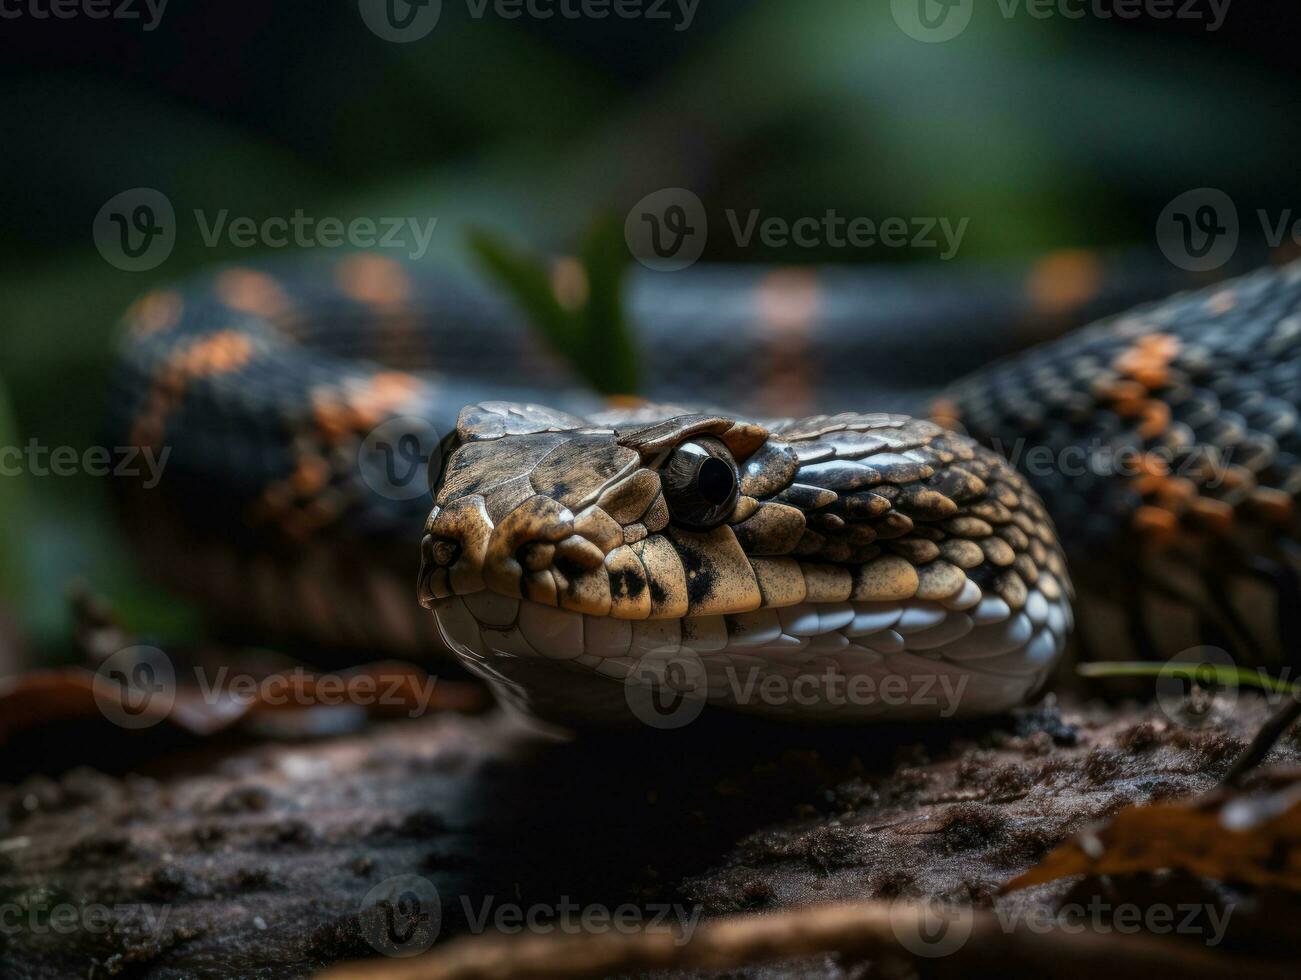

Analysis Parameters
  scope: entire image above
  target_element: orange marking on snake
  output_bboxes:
[180,332,253,376]
[129,331,254,449]
[1026,249,1104,316]
[1206,289,1237,315]
[1187,496,1235,534]
[1093,378,1146,405]
[1137,401,1171,440]
[311,394,355,443]
[1136,453,1169,478]
[1114,333,1180,391]
[258,369,424,537]
[756,268,819,416]
[215,268,292,319]
[1250,487,1295,524]
[309,373,421,444]
[126,290,183,338]
[347,371,422,431]
[930,397,963,432]
[290,456,331,496]
[335,254,412,306]
[1133,505,1179,548]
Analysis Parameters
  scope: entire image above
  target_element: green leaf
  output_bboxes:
[467,220,641,397]
[467,227,576,362]
[1078,661,1298,695]
[578,214,639,398]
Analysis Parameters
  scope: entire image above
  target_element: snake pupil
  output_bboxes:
[697,457,736,506]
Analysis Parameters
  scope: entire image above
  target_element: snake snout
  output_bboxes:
[418,490,630,615]
[418,496,493,606]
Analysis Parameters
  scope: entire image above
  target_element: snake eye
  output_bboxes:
[661,437,740,531]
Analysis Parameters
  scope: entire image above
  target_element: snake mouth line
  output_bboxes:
[431,585,1070,724]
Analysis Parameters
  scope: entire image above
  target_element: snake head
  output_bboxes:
[419,403,770,618]
[420,401,1073,724]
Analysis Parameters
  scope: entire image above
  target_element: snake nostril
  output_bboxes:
[432,539,460,566]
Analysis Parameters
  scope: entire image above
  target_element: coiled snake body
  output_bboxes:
[108,256,1301,724]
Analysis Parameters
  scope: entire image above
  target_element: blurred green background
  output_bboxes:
[2,0,1299,658]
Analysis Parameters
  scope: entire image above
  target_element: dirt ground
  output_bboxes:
[1,683,1297,979]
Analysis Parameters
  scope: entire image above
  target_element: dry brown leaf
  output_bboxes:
[1004,769,1301,893]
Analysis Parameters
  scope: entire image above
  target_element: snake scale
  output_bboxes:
[107,254,1301,725]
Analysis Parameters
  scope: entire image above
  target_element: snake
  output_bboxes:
[106,254,1301,726]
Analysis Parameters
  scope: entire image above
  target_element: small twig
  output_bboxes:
[318,901,1293,980]
[1077,662,1297,694]
[1224,691,1301,787]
